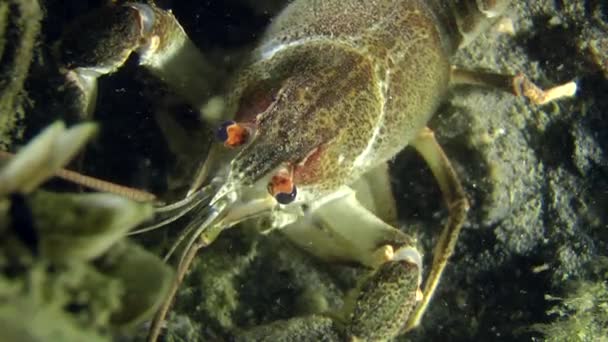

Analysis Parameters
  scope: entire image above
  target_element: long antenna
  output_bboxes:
[0,150,156,202]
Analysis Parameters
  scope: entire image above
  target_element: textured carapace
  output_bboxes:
[218,0,484,202]
[348,258,420,340]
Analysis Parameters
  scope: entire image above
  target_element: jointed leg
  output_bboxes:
[404,127,470,331]
[450,66,577,105]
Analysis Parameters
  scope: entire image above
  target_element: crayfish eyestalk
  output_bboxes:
[267,167,298,205]
[216,120,255,148]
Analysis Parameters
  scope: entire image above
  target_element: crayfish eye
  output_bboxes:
[216,120,250,148]
[275,186,297,205]
[268,174,297,205]
[215,120,234,141]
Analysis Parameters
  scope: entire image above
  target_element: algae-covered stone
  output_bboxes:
[235,315,343,342]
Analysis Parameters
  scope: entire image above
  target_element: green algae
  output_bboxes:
[532,258,608,342]
[235,314,343,341]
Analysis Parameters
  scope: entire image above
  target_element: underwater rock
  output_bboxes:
[397,1,608,340]
[234,314,343,342]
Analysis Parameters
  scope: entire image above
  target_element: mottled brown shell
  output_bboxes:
[225,0,452,198]
[348,259,420,340]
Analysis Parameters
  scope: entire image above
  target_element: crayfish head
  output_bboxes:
[217,42,383,209]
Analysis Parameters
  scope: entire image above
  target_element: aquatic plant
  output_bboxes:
[0,122,173,341]
[532,258,608,342]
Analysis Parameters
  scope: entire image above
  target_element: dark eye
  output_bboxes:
[268,173,297,205]
[274,185,297,205]
[216,120,235,142]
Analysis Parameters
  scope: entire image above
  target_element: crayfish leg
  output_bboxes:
[404,127,470,332]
